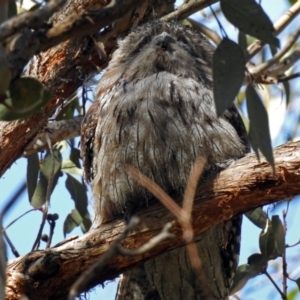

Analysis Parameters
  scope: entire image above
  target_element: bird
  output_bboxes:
[81,20,248,300]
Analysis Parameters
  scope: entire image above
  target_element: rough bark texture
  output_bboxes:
[6,141,300,300]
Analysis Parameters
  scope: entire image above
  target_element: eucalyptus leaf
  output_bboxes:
[221,0,279,47]
[80,213,92,233]
[259,219,280,259]
[282,81,290,107]
[238,31,247,51]
[31,150,62,208]
[63,213,79,237]
[230,257,264,295]
[26,153,39,202]
[70,147,81,168]
[246,85,274,169]
[8,0,17,18]
[0,77,51,121]
[61,160,83,176]
[65,174,87,217]
[272,215,285,255]
[259,219,274,259]
[213,38,245,116]
[245,208,268,229]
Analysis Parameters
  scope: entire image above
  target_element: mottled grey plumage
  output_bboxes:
[81,21,248,299]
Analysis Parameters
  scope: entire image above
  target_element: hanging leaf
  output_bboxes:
[282,81,290,107]
[8,0,17,18]
[245,208,268,229]
[272,215,286,255]
[55,140,68,153]
[61,160,83,176]
[80,213,92,233]
[26,153,40,202]
[213,38,245,116]
[70,147,82,168]
[31,150,62,208]
[65,174,87,217]
[238,31,247,51]
[259,219,280,260]
[246,85,274,169]
[0,77,51,121]
[230,254,266,295]
[63,212,80,237]
[259,219,274,259]
[221,0,279,47]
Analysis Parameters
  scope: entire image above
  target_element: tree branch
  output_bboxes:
[23,116,82,156]
[6,140,300,300]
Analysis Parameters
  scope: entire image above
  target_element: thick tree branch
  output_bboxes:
[23,116,83,155]
[6,140,300,300]
[0,0,67,41]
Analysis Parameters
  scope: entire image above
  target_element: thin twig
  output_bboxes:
[3,208,36,231]
[162,0,218,22]
[264,270,287,300]
[2,231,19,258]
[0,0,67,41]
[247,1,300,59]
[282,204,289,296]
[126,165,182,219]
[117,223,174,256]
[249,27,300,80]
[187,18,221,45]
[46,218,56,248]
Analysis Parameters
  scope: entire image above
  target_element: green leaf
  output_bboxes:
[288,288,299,300]
[245,208,268,229]
[0,77,51,121]
[62,160,83,176]
[70,147,81,168]
[8,0,17,18]
[221,0,279,47]
[238,31,247,51]
[259,219,280,259]
[246,85,274,169]
[55,140,68,153]
[247,253,268,272]
[65,174,87,217]
[31,150,62,208]
[80,213,92,233]
[230,257,264,295]
[282,81,290,107]
[26,153,39,202]
[289,0,297,5]
[272,215,285,255]
[213,38,245,116]
[259,219,273,259]
[63,212,79,237]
